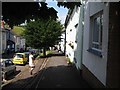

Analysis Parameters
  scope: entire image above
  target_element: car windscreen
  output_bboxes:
[14,54,24,58]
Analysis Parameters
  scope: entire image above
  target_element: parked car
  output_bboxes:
[1,59,16,80]
[12,53,28,65]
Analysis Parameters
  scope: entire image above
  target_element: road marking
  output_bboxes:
[23,58,49,88]
[39,58,47,70]
[35,58,49,89]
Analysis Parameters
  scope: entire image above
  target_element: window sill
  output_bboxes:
[87,48,102,58]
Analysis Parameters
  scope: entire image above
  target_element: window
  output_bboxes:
[14,54,24,58]
[88,11,103,57]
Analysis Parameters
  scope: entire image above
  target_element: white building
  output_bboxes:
[14,35,25,52]
[82,1,109,87]
[65,5,81,66]
[82,1,120,88]
[20,38,25,50]
[59,28,65,54]
[65,1,120,88]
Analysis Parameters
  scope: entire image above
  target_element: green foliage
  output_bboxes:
[40,50,54,57]
[46,50,54,55]
[57,1,81,10]
[23,18,63,51]
[12,26,25,36]
[2,2,81,29]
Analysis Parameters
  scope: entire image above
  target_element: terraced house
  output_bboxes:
[0,20,26,54]
[64,1,120,88]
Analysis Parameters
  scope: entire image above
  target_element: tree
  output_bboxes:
[2,2,58,29]
[23,18,63,56]
[57,1,81,10]
[2,1,81,28]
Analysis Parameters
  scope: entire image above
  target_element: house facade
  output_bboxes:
[82,1,109,88]
[0,21,26,53]
[5,29,15,53]
[82,1,120,88]
[59,28,65,54]
[65,1,120,88]
[14,35,26,52]
[0,27,25,54]
[65,5,81,69]
[1,29,7,54]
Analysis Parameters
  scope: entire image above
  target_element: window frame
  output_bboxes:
[88,11,103,57]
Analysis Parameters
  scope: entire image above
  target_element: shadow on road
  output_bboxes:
[5,70,21,80]
[2,64,91,89]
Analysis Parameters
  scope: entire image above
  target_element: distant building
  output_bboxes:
[65,5,81,70]
[1,29,7,54]
[1,20,26,54]
[14,35,25,52]
[5,29,15,53]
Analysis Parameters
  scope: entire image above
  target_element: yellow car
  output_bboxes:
[13,53,28,65]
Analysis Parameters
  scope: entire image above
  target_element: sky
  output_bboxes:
[46,0,68,24]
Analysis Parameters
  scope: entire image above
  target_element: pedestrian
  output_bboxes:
[29,52,35,75]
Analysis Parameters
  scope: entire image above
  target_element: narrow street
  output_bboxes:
[1,51,91,89]
[1,1,120,88]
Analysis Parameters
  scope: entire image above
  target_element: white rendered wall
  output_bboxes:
[66,6,80,63]
[60,33,65,53]
[74,1,85,70]
[82,2,109,86]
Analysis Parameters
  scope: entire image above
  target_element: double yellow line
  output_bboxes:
[35,58,49,89]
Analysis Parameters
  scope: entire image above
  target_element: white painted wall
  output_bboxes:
[60,32,65,53]
[74,0,85,70]
[20,38,25,50]
[66,6,80,63]
[82,2,109,85]
[15,36,21,51]
[15,36,25,51]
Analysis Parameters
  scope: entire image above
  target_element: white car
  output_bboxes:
[1,59,16,80]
